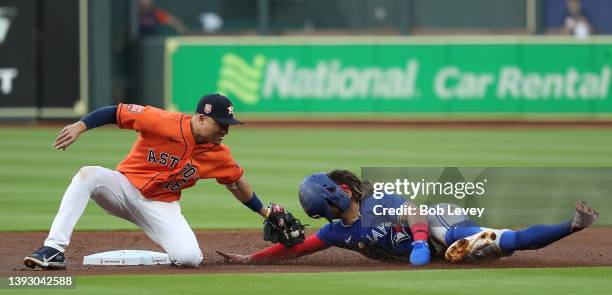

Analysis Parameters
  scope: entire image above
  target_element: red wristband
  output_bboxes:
[411,223,429,241]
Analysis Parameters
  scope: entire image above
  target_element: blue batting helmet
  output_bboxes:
[298,172,351,221]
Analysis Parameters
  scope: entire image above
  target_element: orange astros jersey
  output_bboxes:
[115,103,243,202]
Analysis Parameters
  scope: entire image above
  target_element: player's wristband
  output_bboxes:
[243,192,264,213]
[410,223,429,241]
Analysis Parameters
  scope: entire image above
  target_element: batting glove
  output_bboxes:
[410,240,431,266]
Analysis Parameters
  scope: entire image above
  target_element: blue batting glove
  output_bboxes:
[410,240,431,266]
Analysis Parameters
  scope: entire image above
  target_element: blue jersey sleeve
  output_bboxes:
[360,194,409,227]
[315,223,334,245]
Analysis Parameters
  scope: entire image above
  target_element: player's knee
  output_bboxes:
[72,166,98,186]
[170,250,203,268]
[76,166,101,181]
[72,166,107,195]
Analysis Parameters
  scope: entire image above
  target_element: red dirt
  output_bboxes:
[2,228,611,276]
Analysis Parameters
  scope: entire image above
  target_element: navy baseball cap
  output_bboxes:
[196,94,243,125]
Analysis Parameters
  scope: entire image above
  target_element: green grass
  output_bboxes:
[1,127,612,231]
[1,127,610,293]
[2,267,611,294]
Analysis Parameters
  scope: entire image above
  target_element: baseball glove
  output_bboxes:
[263,204,306,247]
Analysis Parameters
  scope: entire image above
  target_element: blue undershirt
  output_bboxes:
[80,106,118,129]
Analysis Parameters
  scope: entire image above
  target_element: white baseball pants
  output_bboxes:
[44,166,203,267]
[427,203,507,254]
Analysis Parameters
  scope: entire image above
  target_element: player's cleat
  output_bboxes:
[24,246,67,270]
[468,243,504,261]
[571,201,599,232]
[445,230,497,263]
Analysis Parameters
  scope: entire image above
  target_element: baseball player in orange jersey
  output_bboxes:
[24,94,277,269]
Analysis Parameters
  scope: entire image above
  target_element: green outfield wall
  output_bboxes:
[165,37,612,115]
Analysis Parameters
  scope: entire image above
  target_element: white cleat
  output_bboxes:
[571,201,599,232]
[445,230,497,263]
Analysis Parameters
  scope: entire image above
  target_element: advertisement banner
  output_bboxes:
[167,38,612,114]
[0,0,37,108]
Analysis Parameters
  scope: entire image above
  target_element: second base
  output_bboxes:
[83,250,171,266]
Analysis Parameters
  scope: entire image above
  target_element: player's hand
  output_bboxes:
[264,203,306,248]
[266,203,285,218]
[410,240,431,266]
[215,250,251,265]
[54,121,87,150]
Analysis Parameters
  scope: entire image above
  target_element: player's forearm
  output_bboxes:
[399,202,427,225]
[226,176,269,218]
[249,234,328,263]
[400,202,429,241]
[406,211,428,228]
[73,121,88,134]
[80,105,118,130]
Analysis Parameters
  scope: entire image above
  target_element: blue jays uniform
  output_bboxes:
[295,172,592,265]
[316,194,415,262]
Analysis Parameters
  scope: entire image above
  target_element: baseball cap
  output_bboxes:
[196,93,243,125]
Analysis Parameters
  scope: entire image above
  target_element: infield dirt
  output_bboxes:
[2,227,611,276]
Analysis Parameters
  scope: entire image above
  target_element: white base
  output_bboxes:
[83,250,171,266]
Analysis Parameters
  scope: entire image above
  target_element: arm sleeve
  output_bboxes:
[213,145,244,184]
[80,106,118,130]
[249,234,329,263]
[116,103,167,135]
[315,223,334,244]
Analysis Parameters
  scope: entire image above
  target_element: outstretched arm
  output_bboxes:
[399,201,429,241]
[225,176,270,218]
[217,234,329,264]
[54,106,118,150]
[224,174,306,248]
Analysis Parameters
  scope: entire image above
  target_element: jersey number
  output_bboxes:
[164,179,187,191]
[163,164,197,191]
